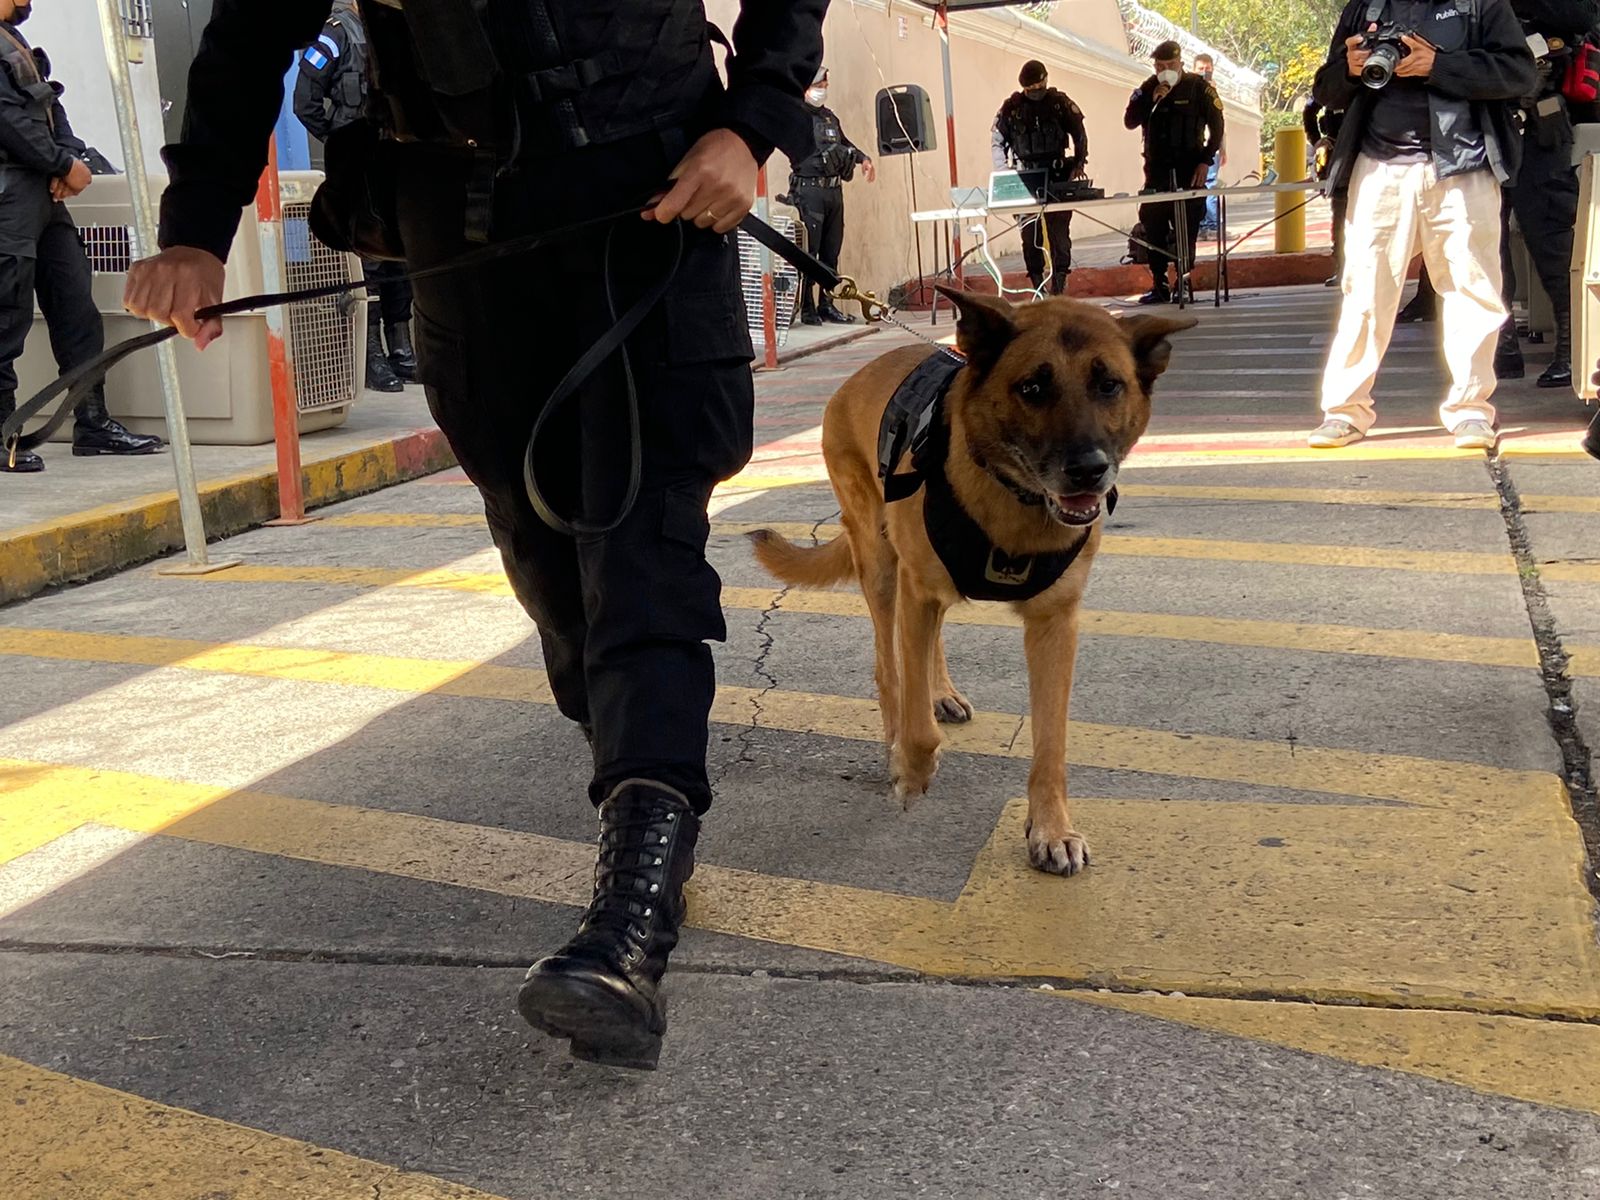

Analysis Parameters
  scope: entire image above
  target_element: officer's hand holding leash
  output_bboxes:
[642,128,758,235]
[124,247,227,349]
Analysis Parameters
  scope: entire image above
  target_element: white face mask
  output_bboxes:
[1157,69,1181,87]
[806,87,827,106]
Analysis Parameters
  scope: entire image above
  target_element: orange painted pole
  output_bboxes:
[256,137,313,525]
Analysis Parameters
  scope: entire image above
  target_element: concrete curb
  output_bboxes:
[898,250,1343,304]
[0,426,456,607]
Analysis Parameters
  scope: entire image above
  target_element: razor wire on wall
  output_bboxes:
[1116,1,1264,109]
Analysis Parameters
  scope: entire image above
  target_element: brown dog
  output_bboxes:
[750,287,1194,875]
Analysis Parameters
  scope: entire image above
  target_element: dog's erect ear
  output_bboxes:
[933,284,1016,371]
[1118,314,1199,385]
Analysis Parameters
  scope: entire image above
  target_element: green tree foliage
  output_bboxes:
[1147,0,1350,113]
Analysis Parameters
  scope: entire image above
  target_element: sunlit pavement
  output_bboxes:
[2,286,1599,1197]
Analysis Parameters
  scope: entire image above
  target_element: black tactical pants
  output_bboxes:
[361,257,414,326]
[1019,210,1073,292]
[0,168,102,399]
[1140,167,1205,289]
[396,133,754,815]
[792,180,844,316]
[1500,128,1578,343]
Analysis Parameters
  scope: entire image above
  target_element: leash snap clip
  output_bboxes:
[5,434,16,470]
[830,275,888,323]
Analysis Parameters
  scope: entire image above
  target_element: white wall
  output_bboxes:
[28,4,167,180]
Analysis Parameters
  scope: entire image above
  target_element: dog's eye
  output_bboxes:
[1017,379,1048,405]
[1096,376,1125,400]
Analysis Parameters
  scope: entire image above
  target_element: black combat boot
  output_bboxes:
[72,386,164,456]
[365,318,403,392]
[1537,318,1572,389]
[1048,270,1069,297]
[817,300,855,324]
[385,321,417,383]
[517,780,699,1070]
[1494,322,1525,381]
[0,392,43,473]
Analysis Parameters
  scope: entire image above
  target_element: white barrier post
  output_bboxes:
[96,0,235,574]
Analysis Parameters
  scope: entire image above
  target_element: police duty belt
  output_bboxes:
[2,205,890,537]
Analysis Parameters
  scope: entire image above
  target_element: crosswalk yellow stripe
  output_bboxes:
[0,1053,507,1199]
[0,626,1563,818]
[170,563,1600,677]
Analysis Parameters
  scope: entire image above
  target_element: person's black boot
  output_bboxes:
[1395,293,1436,323]
[1048,271,1069,297]
[1494,322,1525,381]
[365,317,403,393]
[517,780,699,1070]
[0,392,43,472]
[385,321,417,383]
[1583,408,1600,460]
[817,301,855,324]
[71,386,164,456]
[1538,319,1572,389]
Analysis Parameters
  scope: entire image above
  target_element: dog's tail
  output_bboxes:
[746,528,855,588]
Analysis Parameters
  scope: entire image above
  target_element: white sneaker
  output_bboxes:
[1308,419,1365,449]
[1452,420,1499,451]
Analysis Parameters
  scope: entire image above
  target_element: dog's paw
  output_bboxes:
[932,689,974,724]
[1025,822,1091,876]
[890,743,940,808]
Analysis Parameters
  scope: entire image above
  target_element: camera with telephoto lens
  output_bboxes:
[1360,24,1415,89]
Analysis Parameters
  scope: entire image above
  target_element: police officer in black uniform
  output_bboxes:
[0,0,161,474]
[1305,98,1348,286]
[790,67,873,325]
[1495,0,1600,387]
[991,60,1089,296]
[292,0,415,393]
[127,0,825,1069]
[1125,40,1225,305]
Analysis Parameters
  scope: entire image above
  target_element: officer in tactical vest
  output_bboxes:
[1493,0,1600,388]
[790,67,874,325]
[1124,40,1225,305]
[991,60,1089,296]
[127,0,825,1071]
[293,0,416,393]
[0,0,162,473]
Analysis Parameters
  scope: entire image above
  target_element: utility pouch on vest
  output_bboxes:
[308,119,406,261]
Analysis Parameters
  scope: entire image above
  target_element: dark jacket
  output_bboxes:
[160,0,825,263]
[1304,100,1346,142]
[292,0,366,142]
[1314,0,1537,189]
[1123,72,1224,179]
[792,104,868,181]
[1509,0,1600,146]
[0,23,86,180]
[990,88,1089,170]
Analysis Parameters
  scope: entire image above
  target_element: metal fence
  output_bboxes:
[79,223,133,274]
[738,215,801,349]
[282,203,361,413]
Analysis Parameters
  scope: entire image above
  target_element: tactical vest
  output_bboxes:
[0,24,55,136]
[1000,91,1071,166]
[793,106,855,180]
[878,350,1107,604]
[359,0,718,156]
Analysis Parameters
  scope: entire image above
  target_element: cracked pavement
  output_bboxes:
[3,289,1600,1197]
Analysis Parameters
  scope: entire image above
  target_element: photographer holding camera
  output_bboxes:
[1308,0,1536,450]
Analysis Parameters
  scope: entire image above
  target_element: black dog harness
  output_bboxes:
[876,349,1114,603]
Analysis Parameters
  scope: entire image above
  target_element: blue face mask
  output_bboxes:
[11,2,31,23]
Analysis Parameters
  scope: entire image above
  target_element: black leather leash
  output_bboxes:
[1,205,888,536]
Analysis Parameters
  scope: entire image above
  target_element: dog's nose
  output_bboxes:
[1061,452,1112,493]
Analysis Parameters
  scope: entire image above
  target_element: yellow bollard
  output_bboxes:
[1274,126,1308,254]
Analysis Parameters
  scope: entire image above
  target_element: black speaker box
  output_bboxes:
[875,84,936,156]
